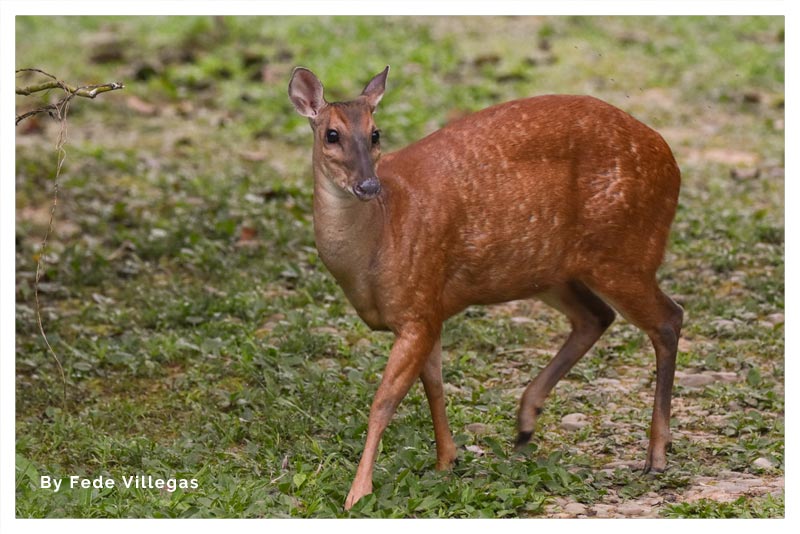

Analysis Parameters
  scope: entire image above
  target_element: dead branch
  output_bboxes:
[15,68,124,125]
[16,68,124,408]
[16,78,125,98]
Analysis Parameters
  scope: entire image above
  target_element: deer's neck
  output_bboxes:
[312,173,385,328]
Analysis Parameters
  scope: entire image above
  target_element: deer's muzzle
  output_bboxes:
[353,177,381,201]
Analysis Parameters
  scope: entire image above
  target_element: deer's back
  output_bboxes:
[376,95,681,316]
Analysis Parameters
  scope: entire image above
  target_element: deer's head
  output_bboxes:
[289,66,389,201]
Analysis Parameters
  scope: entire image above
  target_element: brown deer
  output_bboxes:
[288,66,683,510]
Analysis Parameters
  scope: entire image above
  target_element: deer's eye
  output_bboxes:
[325,129,339,144]
[371,130,380,145]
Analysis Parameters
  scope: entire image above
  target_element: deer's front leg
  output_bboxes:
[344,324,438,510]
[420,337,457,470]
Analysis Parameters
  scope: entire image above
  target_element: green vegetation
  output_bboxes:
[15,16,783,518]
[662,494,785,519]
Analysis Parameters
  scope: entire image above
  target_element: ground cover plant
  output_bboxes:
[15,16,784,518]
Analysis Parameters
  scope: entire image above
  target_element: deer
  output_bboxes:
[287,66,683,510]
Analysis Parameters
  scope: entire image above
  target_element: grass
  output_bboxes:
[15,16,784,518]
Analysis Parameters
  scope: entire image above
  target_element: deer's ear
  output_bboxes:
[361,66,389,110]
[288,67,326,118]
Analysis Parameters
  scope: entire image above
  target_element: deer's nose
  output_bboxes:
[353,177,381,200]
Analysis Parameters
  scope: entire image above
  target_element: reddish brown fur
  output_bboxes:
[375,96,679,322]
[288,67,683,510]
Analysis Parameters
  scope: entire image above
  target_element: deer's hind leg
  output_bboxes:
[584,274,683,472]
[516,280,615,448]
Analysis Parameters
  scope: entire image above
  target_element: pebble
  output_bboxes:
[718,470,757,480]
[676,373,715,388]
[563,502,587,515]
[709,371,739,383]
[753,457,776,470]
[617,502,649,516]
[600,419,620,429]
[465,444,486,456]
[591,504,616,518]
[354,338,373,351]
[311,326,340,335]
[604,460,641,470]
[766,313,784,326]
[444,383,467,396]
[706,414,729,427]
[560,413,589,431]
[676,371,738,388]
[594,378,625,392]
[712,479,764,494]
[711,318,736,328]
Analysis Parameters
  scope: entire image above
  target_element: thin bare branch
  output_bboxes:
[16,79,124,98]
[15,96,70,126]
[15,68,124,408]
[15,68,124,125]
